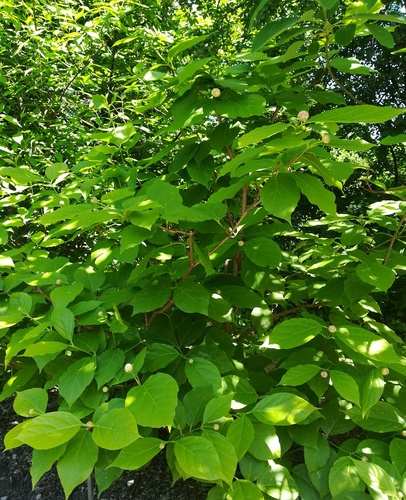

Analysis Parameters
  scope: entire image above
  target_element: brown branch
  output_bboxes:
[273,301,329,320]
[383,211,406,265]
[271,106,282,123]
[188,231,194,266]
[146,299,174,328]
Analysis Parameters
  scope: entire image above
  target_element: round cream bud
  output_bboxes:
[397,492,403,498]
[90,197,98,204]
[361,456,368,462]
[328,325,337,333]
[322,135,331,144]
[65,350,72,357]
[59,200,65,205]
[102,386,109,393]
[28,409,35,415]
[86,421,94,430]
[320,371,329,379]
[188,358,194,364]
[124,363,133,373]
[297,110,309,122]
[217,49,225,56]
[402,430,406,437]
[211,88,221,98]
[56,279,62,285]
[213,423,220,431]
[97,311,104,317]
[381,368,390,376]
[238,240,244,247]
[159,443,165,450]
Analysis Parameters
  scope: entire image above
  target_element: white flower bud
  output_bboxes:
[328,325,336,333]
[124,363,133,373]
[211,88,221,98]
[322,135,331,144]
[28,409,35,415]
[213,423,220,430]
[297,110,309,122]
[188,358,194,364]
[65,350,72,357]
[102,386,109,393]
[56,279,62,285]
[361,456,368,462]
[238,240,244,247]
[217,49,225,56]
[320,371,329,379]
[97,311,104,317]
[90,197,98,204]
[381,368,390,376]
[159,442,165,449]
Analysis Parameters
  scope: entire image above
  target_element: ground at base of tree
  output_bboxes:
[0,399,211,500]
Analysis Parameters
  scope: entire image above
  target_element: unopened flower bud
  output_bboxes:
[211,88,221,98]
[98,311,104,317]
[213,423,220,430]
[361,456,368,462]
[159,442,165,449]
[320,371,329,378]
[65,350,72,357]
[86,421,94,430]
[322,135,331,144]
[381,368,390,376]
[217,49,225,56]
[328,325,336,333]
[188,358,194,364]
[238,240,244,247]
[124,363,133,373]
[297,110,309,122]
[90,197,98,204]
[102,386,109,393]
[402,430,406,437]
[28,409,35,415]
[56,279,62,285]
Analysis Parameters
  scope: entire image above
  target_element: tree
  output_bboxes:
[1,0,405,498]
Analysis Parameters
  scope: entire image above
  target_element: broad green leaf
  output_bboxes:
[335,23,357,46]
[366,23,395,48]
[262,318,322,349]
[330,370,360,406]
[57,429,98,499]
[95,349,125,389]
[50,283,84,308]
[51,305,75,341]
[244,238,281,268]
[203,394,233,424]
[92,408,140,450]
[125,373,179,427]
[145,179,183,222]
[174,281,210,315]
[304,436,331,472]
[279,364,321,386]
[227,480,264,500]
[0,363,38,403]
[252,17,301,51]
[178,57,211,83]
[261,174,301,223]
[346,402,406,432]
[310,105,405,124]
[359,368,384,417]
[110,437,164,470]
[174,436,223,482]
[355,261,395,291]
[31,444,67,488]
[13,388,48,417]
[292,173,336,215]
[252,393,317,425]
[221,375,258,405]
[203,430,238,485]
[215,93,266,119]
[353,459,399,497]
[226,416,255,461]
[168,34,209,60]
[292,464,320,500]
[186,357,221,389]
[257,461,299,499]
[249,423,281,461]
[329,456,365,496]
[142,343,180,372]
[58,356,97,407]
[18,412,82,449]
[390,439,406,476]
[237,123,289,148]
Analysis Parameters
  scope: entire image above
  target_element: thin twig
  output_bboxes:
[383,212,406,265]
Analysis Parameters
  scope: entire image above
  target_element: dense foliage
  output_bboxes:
[1,0,406,498]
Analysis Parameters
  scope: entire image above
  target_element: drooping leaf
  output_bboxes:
[262,318,322,349]
[252,393,317,425]
[110,437,164,470]
[261,174,301,223]
[92,408,140,450]
[58,357,97,407]
[174,281,210,315]
[174,436,223,482]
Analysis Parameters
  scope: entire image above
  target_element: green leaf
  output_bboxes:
[353,459,399,497]
[292,173,336,215]
[92,408,140,450]
[57,429,98,499]
[390,439,406,476]
[335,23,357,46]
[252,17,301,51]
[257,461,299,499]
[13,388,48,417]
[203,394,233,424]
[366,23,395,48]
[142,343,180,372]
[145,179,183,222]
[173,281,210,315]
[221,375,258,405]
[310,105,405,124]
[249,423,281,461]
[227,480,264,500]
[346,402,406,432]
[18,412,82,449]
[262,318,322,349]
[110,437,164,470]
[237,124,289,148]
[203,430,238,485]
[50,283,84,308]
[174,436,223,482]
[304,436,331,472]
[226,415,255,461]
[95,349,125,389]
[168,34,209,60]
[330,370,360,406]
[125,373,179,427]
[244,238,281,268]
[252,393,317,425]
[186,357,221,390]
[261,174,301,223]
[359,368,384,417]
[329,456,365,497]
[58,357,97,407]
[51,305,75,341]
[31,445,67,488]
[355,261,395,291]
[279,364,321,386]
[215,93,266,119]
